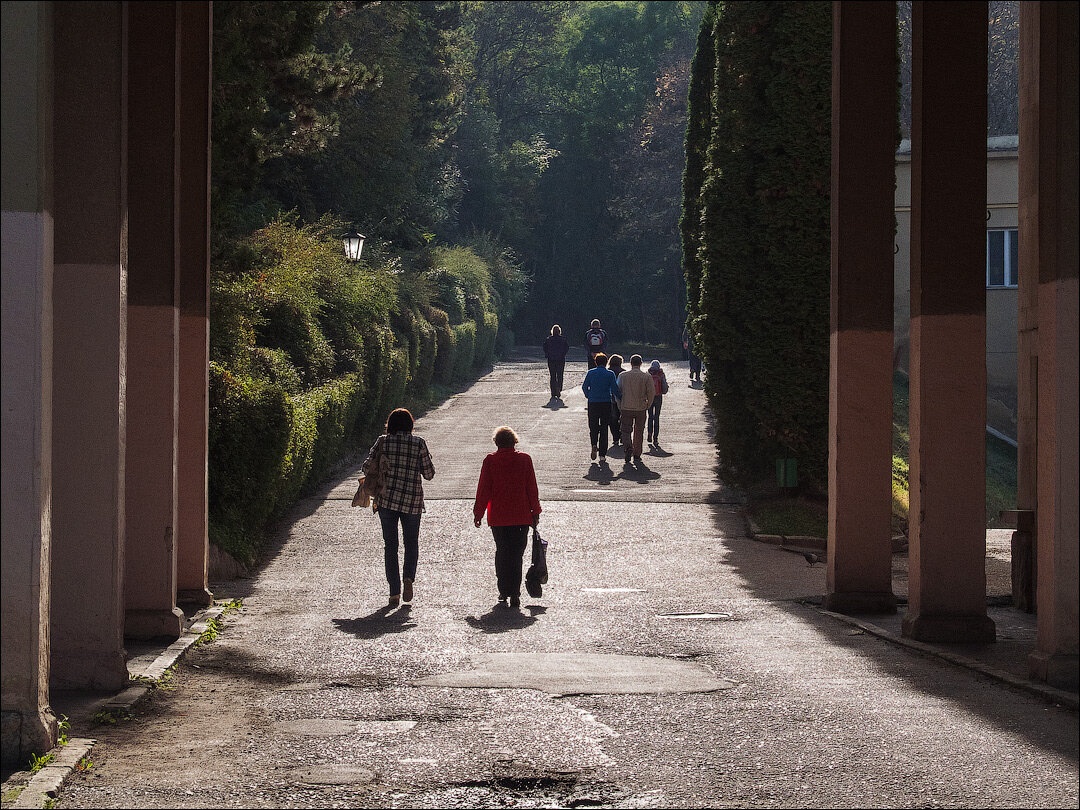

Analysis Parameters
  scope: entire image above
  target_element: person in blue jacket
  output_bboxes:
[581,352,620,463]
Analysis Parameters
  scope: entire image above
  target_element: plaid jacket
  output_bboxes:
[364,433,435,514]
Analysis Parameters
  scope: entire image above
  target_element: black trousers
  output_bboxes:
[587,400,611,455]
[547,359,565,397]
[491,525,530,598]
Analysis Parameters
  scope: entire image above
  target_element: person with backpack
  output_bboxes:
[542,324,570,400]
[647,360,669,448]
[584,319,608,368]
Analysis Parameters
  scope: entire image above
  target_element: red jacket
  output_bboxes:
[473,448,542,526]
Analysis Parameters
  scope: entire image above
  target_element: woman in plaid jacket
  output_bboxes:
[363,408,435,606]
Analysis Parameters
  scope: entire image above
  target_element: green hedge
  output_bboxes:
[474,311,499,368]
[451,321,477,381]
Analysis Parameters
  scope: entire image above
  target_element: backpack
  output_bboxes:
[588,331,603,347]
[651,370,667,396]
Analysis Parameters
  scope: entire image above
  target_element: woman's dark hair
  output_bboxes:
[386,408,414,434]
[493,426,519,448]
[607,354,623,370]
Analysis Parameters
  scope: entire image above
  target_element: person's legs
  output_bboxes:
[554,360,565,397]
[648,396,662,443]
[547,360,558,398]
[493,525,529,601]
[596,404,610,457]
[610,401,621,445]
[400,512,421,600]
[631,410,647,458]
[620,409,634,460]
[379,509,402,597]
[587,401,602,455]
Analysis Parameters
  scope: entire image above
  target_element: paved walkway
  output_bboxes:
[49,353,1079,808]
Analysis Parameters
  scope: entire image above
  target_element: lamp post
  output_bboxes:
[342,232,366,261]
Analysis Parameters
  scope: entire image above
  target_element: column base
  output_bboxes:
[1,708,57,768]
[824,591,897,614]
[902,612,996,643]
[1028,651,1080,691]
[177,587,213,608]
[125,606,185,641]
[50,648,128,692]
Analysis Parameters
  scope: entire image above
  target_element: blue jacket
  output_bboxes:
[582,366,619,403]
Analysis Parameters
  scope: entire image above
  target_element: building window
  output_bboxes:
[987,228,1019,288]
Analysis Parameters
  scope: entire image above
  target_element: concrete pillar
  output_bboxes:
[49,1,129,692]
[1,1,59,765]
[1020,0,1079,690]
[902,1,995,643]
[175,2,213,608]
[825,0,897,615]
[124,1,184,640]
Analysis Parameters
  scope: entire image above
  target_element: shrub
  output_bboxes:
[427,306,455,384]
[474,311,499,368]
[451,321,477,381]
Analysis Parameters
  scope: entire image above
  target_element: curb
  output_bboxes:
[814,606,1079,711]
[0,604,226,810]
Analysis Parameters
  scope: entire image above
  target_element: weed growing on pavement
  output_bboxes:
[92,707,131,726]
[76,755,93,772]
[57,714,70,746]
[43,798,57,810]
[196,599,243,646]
[28,751,54,774]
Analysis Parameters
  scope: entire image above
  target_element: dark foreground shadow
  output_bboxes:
[582,461,615,484]
[617,459,661,482]
[542,397,569,410]
[333,604,416,639]
[647,445,674,458]
[465,603,545,634]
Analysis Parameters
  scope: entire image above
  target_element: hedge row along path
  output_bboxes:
[58,350,1078,808]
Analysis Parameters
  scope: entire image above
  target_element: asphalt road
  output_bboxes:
[57,355,1079,809]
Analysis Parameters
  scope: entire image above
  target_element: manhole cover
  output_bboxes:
[290,765,376,786]
[658,612,735,620]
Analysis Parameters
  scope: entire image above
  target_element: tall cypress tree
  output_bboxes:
[692,1,831,492]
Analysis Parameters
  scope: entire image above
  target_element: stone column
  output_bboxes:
[902,1,995,643]
[124,1,185,640]
[1021,0,1079,689]
[49,0,129,692]
[175,2,213,608]
[1,1,58,765]
[825,1,898,615]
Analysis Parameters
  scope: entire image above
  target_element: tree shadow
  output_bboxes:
[332,604,417,640]
[464,603,544,634]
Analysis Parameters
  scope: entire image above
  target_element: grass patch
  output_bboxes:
[749,499,827,538]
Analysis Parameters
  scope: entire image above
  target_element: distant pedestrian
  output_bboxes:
[363,408,435,607]
[473,426,542,608]
[584,319,608,368]
[647,360,669,448]
[682,325,702,384]
[607,354,625,448]
[581,352,619,463]
[542,324,570,400]
[616,354,655,464]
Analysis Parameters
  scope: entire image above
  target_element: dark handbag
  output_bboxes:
[524,527,548,598]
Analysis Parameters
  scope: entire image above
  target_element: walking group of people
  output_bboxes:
[546,318,670,465]
[360,409,541,610]
[359,317,693,611]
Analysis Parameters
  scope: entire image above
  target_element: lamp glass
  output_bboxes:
[343,233,365,261]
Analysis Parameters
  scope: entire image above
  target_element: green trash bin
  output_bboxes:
[776,458,797,489]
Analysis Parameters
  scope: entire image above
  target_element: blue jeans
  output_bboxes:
[648,395,663,442]
[378,509,421,596]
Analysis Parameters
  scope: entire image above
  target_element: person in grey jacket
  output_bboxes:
[616,354,655,464]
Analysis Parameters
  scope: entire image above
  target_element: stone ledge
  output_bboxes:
[5,738,94,810]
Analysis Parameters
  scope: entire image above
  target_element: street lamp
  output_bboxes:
[342,232,366,261]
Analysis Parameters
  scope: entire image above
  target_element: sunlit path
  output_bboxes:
[56,357,1078,809]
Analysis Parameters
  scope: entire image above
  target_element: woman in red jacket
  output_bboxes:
[473,426,542,608]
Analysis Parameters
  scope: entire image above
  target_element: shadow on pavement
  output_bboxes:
[542,397,569,410]
[709,502,1078,760]
[582,463,616,484]
[333,604,417,639]
[617,460,661,481]
[465,603,543,634]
